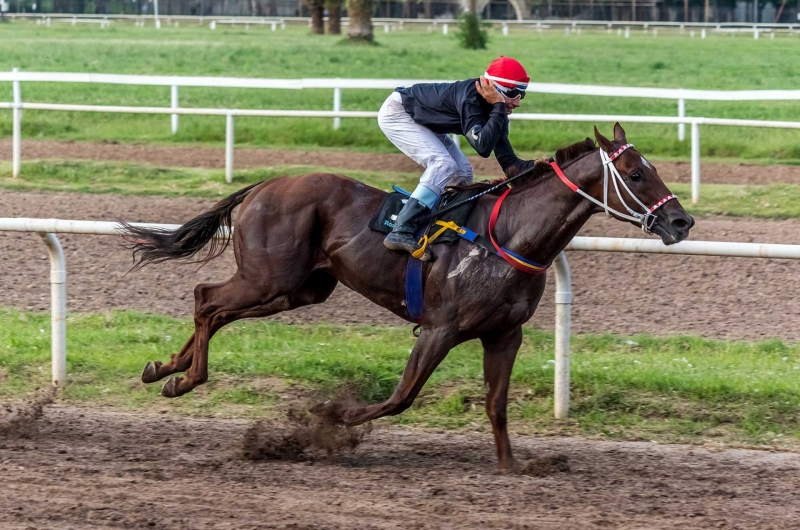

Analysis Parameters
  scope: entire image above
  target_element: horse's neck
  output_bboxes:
[499,157,600,265]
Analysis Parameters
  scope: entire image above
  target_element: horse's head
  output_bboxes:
[591,123,694,245]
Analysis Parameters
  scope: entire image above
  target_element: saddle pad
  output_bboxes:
[369,187,483,245]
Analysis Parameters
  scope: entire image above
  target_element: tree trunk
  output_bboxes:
[775,0,787,21]
[683,0,688,21]
[704,0,709,22]
[307,0,324,34]
[325,0,342,34]
[631,0,635,21]
[347,0,373,42]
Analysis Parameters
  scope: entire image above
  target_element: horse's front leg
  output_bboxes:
[315,326,458,425]
[481,326,523,473]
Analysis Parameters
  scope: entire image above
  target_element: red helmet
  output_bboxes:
[484,56,530,89]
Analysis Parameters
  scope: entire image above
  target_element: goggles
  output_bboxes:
[484,72,528,101]
[494,83,526,100]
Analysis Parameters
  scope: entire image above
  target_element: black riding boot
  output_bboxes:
[383,197,433,261]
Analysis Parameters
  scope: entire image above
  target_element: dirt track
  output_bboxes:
[1,405,799,529]
[3,138,800,185]
[2,189,800,341]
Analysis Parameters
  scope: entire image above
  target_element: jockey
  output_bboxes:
[378,56,530,260]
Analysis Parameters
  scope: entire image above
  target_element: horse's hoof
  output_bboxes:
[161,377,182,398]
[141,361,161,384]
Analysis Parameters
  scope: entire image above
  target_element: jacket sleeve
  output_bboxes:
[461,100,509,158]
[493,131,534,178]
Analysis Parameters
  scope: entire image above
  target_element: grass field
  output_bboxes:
[1,309,799,450]
[2,22,800,160]
[4,159,800,219]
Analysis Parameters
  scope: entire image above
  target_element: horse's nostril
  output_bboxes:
[671,217,691,231]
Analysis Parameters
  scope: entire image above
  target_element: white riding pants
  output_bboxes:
[378,91,473,208]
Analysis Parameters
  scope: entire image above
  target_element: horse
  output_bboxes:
[121,123,694,471]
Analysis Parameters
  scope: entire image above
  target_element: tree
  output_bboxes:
[326,0,343,34]
[347,0,373,42]
[456,0,488,50]
[306,0,325,34]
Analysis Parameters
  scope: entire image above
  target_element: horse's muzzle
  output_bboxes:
[652,208,695,245]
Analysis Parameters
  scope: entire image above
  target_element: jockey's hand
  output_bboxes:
[476,76,505,105]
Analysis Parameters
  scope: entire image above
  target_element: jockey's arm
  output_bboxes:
[461,100,509,158]
[494,134,534,178]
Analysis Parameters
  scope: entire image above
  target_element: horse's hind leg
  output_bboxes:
[142,335,196,384]
[154,271,337,397]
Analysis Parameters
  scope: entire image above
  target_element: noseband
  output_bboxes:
[550,144,677,234]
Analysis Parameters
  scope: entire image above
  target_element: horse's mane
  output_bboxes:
[450,137,597,193]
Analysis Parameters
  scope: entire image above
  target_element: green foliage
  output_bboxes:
[455,12,488,50]
[82,0,96,14]
[2,310,800,448]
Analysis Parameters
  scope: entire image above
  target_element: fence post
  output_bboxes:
[12,67,21,179]
[170,84,179,135]
[691,121,700,204]
[39,232,67,387]
[333,86,342,130]
[678,97,685,142]
[225,113,234,184]
[553,252,572,420]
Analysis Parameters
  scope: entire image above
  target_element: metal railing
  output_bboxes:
[5,70,800,202]
[6,13,800,31]
[5,216,800,417]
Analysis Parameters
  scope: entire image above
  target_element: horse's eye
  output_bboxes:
[629,171,643,183]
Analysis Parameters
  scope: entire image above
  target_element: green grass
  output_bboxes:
[2,309,800,449]
[4,159,800,219]
[2,22,800,160]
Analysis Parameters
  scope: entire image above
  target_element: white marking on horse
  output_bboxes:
[448,248,481,278]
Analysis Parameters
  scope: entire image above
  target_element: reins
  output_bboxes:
[413,144,678,275]
[420,144,677,275]
[549,143,677,234]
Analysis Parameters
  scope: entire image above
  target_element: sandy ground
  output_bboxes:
[1,190,800,341]
[2,138,800,185]
[1,405,799,530]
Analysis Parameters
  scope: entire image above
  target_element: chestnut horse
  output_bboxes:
[121,124,694,471]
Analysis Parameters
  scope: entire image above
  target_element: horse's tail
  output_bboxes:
[119,182,261,270]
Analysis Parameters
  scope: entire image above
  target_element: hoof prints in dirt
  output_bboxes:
[0,387,57,438]
[242,408,372,461]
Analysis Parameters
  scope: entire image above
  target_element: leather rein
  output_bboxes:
[487,143,678,275]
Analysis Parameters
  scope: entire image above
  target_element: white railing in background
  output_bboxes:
[5,217,800,417]
[6,12,800,30]
[4,70,800,201]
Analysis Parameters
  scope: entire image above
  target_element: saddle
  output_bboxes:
[370,183,550,324]
[369,185,483,246]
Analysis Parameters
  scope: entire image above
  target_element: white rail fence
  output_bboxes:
[4,70,800,202]
[5,217,800,417]
[7,13,800,32]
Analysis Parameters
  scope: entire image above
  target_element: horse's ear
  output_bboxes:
[594,126,614,153]
[613,122,627,142]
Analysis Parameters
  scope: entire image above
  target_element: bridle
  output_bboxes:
[550,143,677,234]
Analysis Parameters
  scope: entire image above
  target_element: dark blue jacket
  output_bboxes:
[396,79,524,173]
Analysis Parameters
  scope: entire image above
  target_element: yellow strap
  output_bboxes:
[412,235,429,259]
[411,221,466,259]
